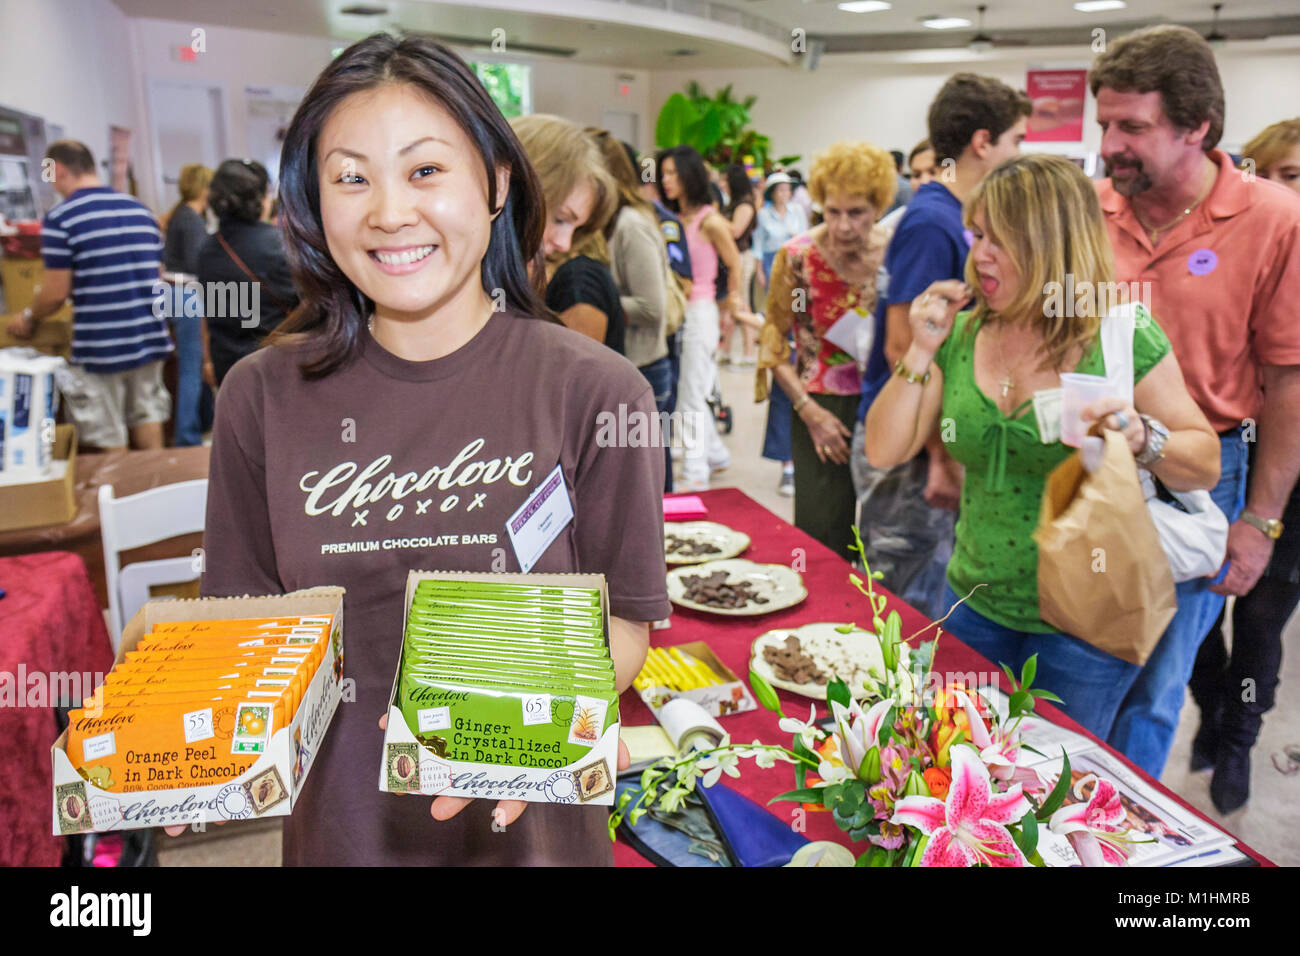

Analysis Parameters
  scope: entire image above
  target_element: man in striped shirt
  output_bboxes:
[5,140,171,449]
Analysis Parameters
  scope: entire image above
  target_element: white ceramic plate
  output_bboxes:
[749,622,897,700]
[666,558,806,617]
[664,521,751,565]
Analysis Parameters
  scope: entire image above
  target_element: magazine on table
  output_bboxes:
[978,688,1239,867]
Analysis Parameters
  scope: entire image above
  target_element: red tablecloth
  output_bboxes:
[613,488,1271,867]
[0,552,115,866]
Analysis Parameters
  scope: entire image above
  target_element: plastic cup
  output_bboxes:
[1059,373,1117,448]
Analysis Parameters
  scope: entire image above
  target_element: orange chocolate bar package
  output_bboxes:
[106,667,305,705]
[146,615,333,635]
[67,694,288,792]
[136,629,324,653]
[93,676,300,715]
[124,643,320,669]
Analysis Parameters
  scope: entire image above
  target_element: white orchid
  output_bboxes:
[778,704,824,749]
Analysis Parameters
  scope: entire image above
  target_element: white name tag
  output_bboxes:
[505,464,574,574]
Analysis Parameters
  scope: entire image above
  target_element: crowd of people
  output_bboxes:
[3,24,1297,865]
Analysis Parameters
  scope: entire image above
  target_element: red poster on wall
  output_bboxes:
[1025,69,1086,143]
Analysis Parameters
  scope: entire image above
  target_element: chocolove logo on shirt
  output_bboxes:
[297,438,535,524]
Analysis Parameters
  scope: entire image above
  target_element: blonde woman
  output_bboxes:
[865,153,1219,737]
[161,162,213,445]
[510,114,621,349]
[759,141,894,558]
[1242,118,1300,194]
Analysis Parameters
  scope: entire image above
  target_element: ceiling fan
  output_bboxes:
[968,4,1029,52]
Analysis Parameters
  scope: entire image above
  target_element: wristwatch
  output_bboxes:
[1241,511,1284,539]
[1135,414,1168,467]
[893,358,931,386]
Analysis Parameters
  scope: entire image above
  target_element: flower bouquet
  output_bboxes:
[611,532,1149,866]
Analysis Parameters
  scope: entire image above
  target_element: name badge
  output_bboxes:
[1033,388,1063,444]
[505,464,574,573]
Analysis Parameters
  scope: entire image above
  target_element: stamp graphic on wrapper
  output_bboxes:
[56,781,92,834]
[573,759,614,803]
[243,766,289,815]
[551,696,576,727]
[231,703,273,755]
[386,742,421,792]
[567,696,608,748]
[218,783,254,819]
[543,769,579,804]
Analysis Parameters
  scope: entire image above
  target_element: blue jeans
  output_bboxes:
[762,383,792,462]
[168,299,212,447]
[1107,434,1250,777]
[639,356,674,494]
[941,584,1141,739]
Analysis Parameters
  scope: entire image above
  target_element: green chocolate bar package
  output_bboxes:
[381,573,620,806]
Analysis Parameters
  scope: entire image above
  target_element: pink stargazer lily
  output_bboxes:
[951,690,1042,791]
[1048,778,1133,867]
[890,744,1031,867]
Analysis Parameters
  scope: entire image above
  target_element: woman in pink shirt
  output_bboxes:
[657,146,744,490]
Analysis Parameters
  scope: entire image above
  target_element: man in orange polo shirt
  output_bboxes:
[1091,26,1300,778]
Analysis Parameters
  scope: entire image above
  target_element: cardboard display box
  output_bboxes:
[380,571,620,807]
[637,640,757,720]
[0,257,73,358]
[51,587,345,835]
[0,423,75,532]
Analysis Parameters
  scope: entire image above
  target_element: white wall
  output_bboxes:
[649,42,1300,169]
[0,0,138,189]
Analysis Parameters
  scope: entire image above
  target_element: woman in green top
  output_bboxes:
[865,154,1220,737]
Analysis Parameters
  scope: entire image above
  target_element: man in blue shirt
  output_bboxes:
[852,74,1030,619]
[5,140,171,450]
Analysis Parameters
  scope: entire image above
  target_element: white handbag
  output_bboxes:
[1099,304,1229,583]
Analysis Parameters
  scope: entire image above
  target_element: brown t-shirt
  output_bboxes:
[201,310,669,866]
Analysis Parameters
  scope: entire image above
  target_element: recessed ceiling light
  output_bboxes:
[339,4,388,15]
[922,17,973,30]
[837,1,892,12]
[1074,0,1126,11]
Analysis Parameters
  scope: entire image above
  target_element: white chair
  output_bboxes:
[99,478,209,653]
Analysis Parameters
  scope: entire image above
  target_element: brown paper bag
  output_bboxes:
[1033,429,1176,666]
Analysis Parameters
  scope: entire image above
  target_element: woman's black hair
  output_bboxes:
[209,159,269,224]
[271,31,551,378]
[655,145,712,213]
[724,162,753,213]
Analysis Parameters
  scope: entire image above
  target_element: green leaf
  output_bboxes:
[901,834,921,867]
[1030,689,1065,704]
[1020,654,1038,689]
[850,805,874,829]
[826,677,851,710]
[690,106,724,153]
[834,623,857,634]
[1015,809,1039,857]
[849,823,875,842]
[836,785,862,814]
[748,668,782,714]
[1027,849,1046,867]
[768,786,826,804]
[855,849,873,866]
[999,662,1018,690]
[654,92,698,150]
[1035,751,1072,821]
[879,707,897,748]
[792,734,815,789]
[1008,689,1032,717]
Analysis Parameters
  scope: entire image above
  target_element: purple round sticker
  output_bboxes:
[962,228,974,247]
[1188,248,1218,276]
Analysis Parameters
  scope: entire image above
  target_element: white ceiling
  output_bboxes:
[739,0,1300,36]
[111,0,1300,67]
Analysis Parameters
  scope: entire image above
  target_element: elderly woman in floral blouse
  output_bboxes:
[757,142,896,558]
